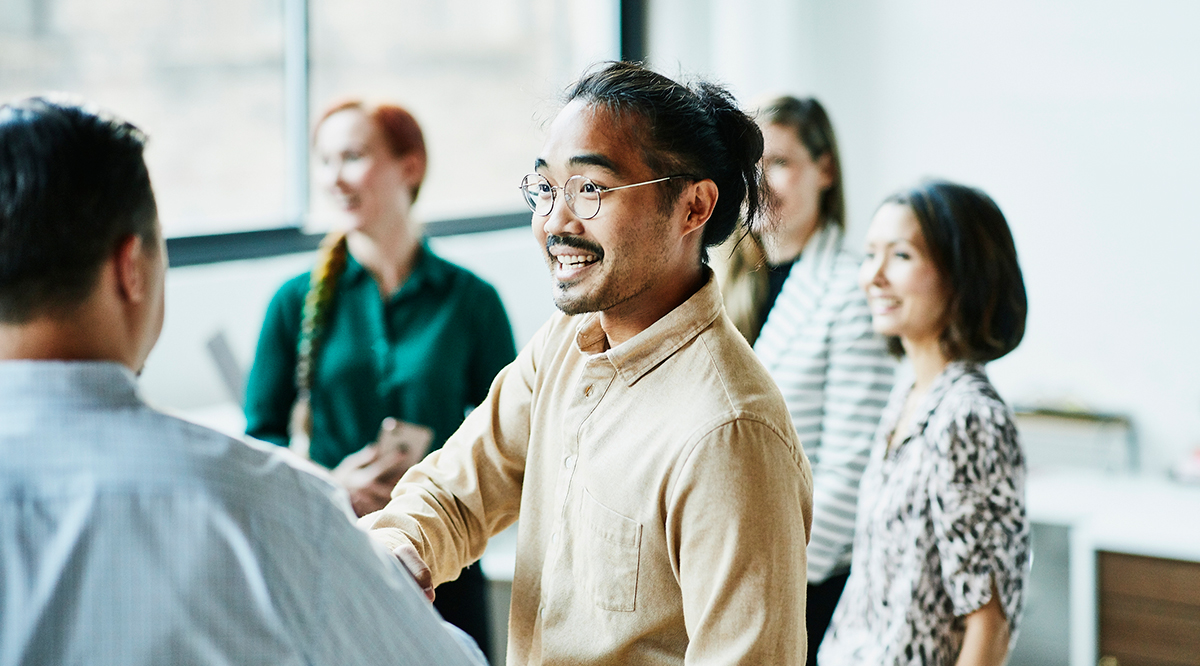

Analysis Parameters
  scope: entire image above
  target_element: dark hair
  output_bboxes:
[0,97,158,324]
[565,61,765,262]
[315,99,427,201]
[883,180,1027,362]
[758,95,845,230]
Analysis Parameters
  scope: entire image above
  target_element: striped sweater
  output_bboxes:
[754,225,895,583]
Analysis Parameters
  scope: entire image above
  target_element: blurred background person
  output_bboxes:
[244,99,515,655]
[715,95,894,660]
[821,181,1030,665]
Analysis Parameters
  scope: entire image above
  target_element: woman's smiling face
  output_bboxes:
[759,122,831,257]
[313,108,414,232]
[859,202,951,350]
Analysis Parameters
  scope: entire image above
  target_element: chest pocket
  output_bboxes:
[580,488,642,612]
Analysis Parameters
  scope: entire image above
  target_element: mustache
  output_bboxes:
[546,234,604,258]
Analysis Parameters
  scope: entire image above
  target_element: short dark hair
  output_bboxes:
[0,97,158,323]
[757,95,845,230]
[565,61,765,262]
[883,180,1027,362]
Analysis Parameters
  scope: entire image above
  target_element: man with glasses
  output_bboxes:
[364,61,814,664]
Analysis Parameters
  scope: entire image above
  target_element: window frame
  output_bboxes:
[165,0,644,266]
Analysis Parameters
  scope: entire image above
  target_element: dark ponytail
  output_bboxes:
[565,62,766,261]
[696,82,765,250]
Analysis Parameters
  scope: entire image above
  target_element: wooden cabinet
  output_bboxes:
[1099,551,1200,666]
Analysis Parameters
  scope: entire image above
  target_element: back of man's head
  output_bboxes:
[564,61,765,261]
[0,97,158,323]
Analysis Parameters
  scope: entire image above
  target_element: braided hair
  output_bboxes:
[292,231,349,435]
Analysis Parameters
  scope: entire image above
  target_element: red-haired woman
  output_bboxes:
[245,100,514,655]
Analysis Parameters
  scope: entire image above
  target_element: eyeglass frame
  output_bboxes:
[519,172,695,220]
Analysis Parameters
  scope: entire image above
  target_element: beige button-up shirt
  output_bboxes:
[364,273,814,665]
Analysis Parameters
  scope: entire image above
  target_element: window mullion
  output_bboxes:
[283,0,310,228]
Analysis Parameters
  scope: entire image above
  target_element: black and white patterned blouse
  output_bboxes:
[819,361,1029,665]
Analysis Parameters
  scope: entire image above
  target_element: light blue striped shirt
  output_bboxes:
[0,360,486,666]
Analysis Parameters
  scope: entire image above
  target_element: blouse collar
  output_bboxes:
[886,359,984,450]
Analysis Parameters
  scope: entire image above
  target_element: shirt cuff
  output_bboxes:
[375,527,414,553]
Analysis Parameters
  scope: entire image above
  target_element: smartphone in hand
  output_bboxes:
[376,417,434,470]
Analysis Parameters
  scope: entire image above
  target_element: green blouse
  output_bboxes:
[244,243,517,469]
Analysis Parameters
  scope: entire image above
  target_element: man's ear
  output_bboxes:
[114,234,147,305]
[681,179,720,236]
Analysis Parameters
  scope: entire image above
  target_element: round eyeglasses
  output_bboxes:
[518,173,692,220]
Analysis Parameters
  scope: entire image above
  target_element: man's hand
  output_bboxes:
[393,541,435,602]
[330,443,413,517]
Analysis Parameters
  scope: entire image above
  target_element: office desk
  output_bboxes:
[1023,470,1200,666]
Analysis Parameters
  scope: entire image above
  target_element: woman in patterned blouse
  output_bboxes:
[819,180,1029,665]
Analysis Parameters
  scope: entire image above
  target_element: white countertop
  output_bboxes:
[1028,469,1200,562]
[167,401,248,439]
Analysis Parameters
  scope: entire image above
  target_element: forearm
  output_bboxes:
[244,353,297,446]
[362,351,533,583]
[955,580,1010,666]
[361,437,514,585]
[244,287,303,445]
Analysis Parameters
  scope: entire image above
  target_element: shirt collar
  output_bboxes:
[573,268,724,387]
[0,360,140,409]
[342,240,452,299]
[907,359,984,434]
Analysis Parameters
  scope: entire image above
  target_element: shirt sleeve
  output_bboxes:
[302,479,490,666]
[668,417,813,665]
[244,276,305,448]
[807,293,894,580]
[359,319,544,585]
[928,398,1029,633]
[466,280,518,407]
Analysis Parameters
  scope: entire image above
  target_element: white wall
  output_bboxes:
[144,1,1200,471]
[648,0,1200,472]
[139,252,312,411]
[140,225,554,412]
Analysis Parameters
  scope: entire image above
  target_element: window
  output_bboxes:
[309,0,619,228]
[0,0,289,237]
[0,0,619,239]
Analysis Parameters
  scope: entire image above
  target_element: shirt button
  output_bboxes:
[564,455,576,471]
[551,532,558,544]
[583,384,593,397]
